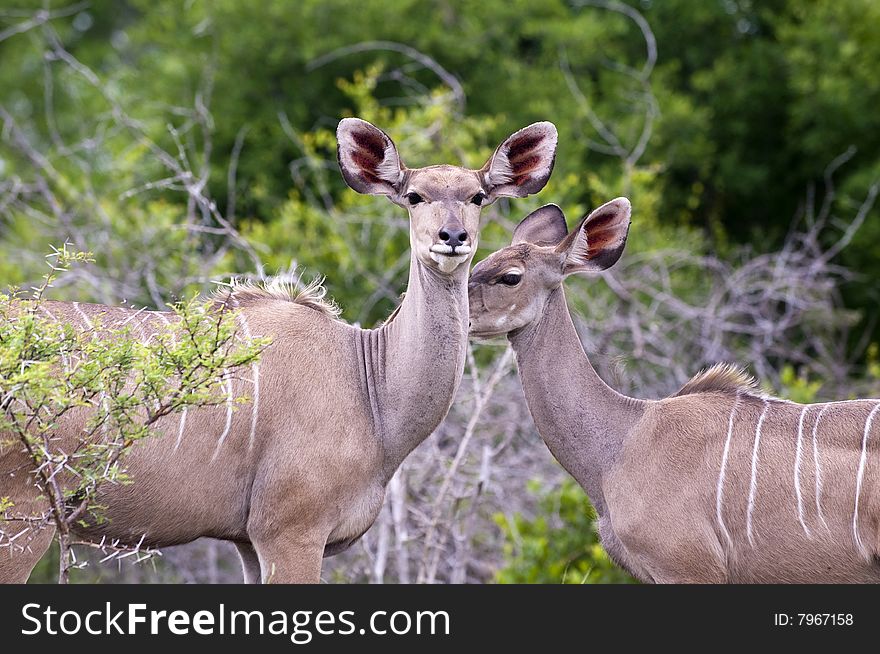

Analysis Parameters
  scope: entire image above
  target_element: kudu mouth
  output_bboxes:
[428,243,472,273]
[467,316,509,341]
[429,243,472,257]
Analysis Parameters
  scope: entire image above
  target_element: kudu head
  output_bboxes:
[468,198,631,337]
[336,118,558,274]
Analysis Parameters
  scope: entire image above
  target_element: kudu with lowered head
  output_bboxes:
[468,199,880,582]
[0,118,557,583]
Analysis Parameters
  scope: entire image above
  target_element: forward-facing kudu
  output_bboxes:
[468,199,880,583]
[0,118,558,583]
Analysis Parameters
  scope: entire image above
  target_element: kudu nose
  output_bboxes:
[438,226,469,248]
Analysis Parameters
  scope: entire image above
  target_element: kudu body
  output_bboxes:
[0,118,557,583]
[469,200,880,583]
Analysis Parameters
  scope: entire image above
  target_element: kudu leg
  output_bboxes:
[234,541,262,584]
[252,535,326,584]
[0,524,55,584]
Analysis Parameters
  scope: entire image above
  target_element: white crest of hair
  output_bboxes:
[215,270,340,318]
[675,363,762,398]
[746,398,770,546]
[715,392,739,550]
[852,401,880,556]
[794,405,812,538]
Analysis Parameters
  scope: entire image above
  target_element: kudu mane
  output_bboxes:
[212,277,341,318]
[674,362,761,398]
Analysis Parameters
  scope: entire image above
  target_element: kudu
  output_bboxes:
[0,118,558,583]
[468,199,880,583]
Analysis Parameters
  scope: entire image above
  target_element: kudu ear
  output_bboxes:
[481,122,558,201]
[555,197,631,275]
[511,204,569,246]
[336,118,405,196]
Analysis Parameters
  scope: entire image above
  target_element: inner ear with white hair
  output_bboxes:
[481,122,558,201]
[555,197,631,275]
[336,118,405,196]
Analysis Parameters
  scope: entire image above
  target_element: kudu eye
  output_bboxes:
[406,192,424,205]
[498,273,522,286]
[470,192,486,206]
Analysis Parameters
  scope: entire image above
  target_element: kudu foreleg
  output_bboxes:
[251,534,326,584]
[234,541,262,584]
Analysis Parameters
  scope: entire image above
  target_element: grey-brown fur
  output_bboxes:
[0,118,558,584]
[469,200,880,583]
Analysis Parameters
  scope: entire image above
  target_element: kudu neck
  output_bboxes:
[365,255,469,480]
[509,286,645,513]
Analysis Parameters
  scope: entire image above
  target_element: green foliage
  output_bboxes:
[866,344,880,386]
[0,245,268,581]
[3,0,877,326]
[775,365,822,403]
[494,479,636,584]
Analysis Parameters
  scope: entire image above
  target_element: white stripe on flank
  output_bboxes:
[746,398,770,547]
[116,307,152,344]
[71,303,108,432]
[794,405,812,538]
[811,404,830,530]
[133,316,151,345]
[174,407,188,453]
[72,302,94,329]
[211,371,235,461]
[715,393,739,550]
[853,402,880,555]
[38,305,68,368]
[117,306,147,327]
[238,315,260,451]
[156,310,186,451]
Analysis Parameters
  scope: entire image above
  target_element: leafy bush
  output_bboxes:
[0,246,267,582]
[494,478,636,584]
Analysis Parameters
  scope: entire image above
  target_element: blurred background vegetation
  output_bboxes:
[2,0,878,583]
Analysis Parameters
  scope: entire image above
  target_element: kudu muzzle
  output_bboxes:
[431,207,472,257]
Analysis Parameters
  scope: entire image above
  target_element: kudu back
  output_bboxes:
[0,118,558,583]
[468,200,880,583]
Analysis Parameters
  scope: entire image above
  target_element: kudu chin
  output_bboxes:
[0,118,557,583]
[469,199,880,583]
